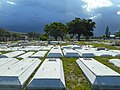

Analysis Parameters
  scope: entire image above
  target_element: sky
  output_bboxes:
[0,0,120,36]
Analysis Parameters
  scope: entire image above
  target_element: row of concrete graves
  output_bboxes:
[0,45,120,58]
[0,57,120,90]
[0,58,66,90]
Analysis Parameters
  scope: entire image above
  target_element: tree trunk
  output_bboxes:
[55,37,57,41]
[85,36,89,41]
[78,34,81,41]
[61,36,64,41]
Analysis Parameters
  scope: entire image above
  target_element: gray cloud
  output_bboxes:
[0,0,120,36]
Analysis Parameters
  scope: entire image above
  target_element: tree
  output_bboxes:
[27,32,34,40]
[12,33,21,40]
[27,32,41,40]
[0,28,23,41]
[67,18,84,41]
[67,18,95,41]
[39,34,48,41]
[82,19,95,40]
[105,26,109,38]
[5,31,12,37]
[44,22,67,41]
[115,30,120,37]
[0,28,10,37]
[34,32,41,39]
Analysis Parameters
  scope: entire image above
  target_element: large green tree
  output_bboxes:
[82,19,95,40]
[67,18,95,41]
[39,34,48,41]
[44,22,67,40]
[0,28,10,37]
[12,33,21,40]
[27,32,41,40]
[67,18,83,41]
[115,30,120,37]
[105,26,110,38]
[0,28,22,41]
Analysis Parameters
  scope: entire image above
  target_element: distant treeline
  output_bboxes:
[0,28,41,41]
[0,28,21,41]
[0,17,96,41]
[44,18,95,41]
[1,17,120,42]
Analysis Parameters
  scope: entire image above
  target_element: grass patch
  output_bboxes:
[0,51,11,54]
[16,58,23,60]
[61,58,91,90]
[91,43,120,50]
[61,56,120,90]
[39,57,46,61]
[76,41,120,50]
[76,41,87,45]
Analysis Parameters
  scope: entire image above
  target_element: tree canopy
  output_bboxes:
[0,17,96,41]
[105,26,110,38]
[0,28,11,37]
[27,32,41,40]
[67,18,95,41]
[44,22,67,40]
[115,30,120,37]
[0,28,21,38]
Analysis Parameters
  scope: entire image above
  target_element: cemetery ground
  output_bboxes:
[0,41,120,90]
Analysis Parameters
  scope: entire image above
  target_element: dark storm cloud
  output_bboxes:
[0,0,120,36]
[91,5,120,36]
[0,0,86,33]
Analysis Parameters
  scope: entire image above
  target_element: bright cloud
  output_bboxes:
[117,11,120,15]
[0,2,1,7]
[89,13,102,19]
[117,5,120,7]
[82,0,113,12]
[6,1,16,5]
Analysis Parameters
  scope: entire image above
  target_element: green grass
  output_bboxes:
[76,41,87,45]
[76,41,120,50]
[1,44,120,90]
[60,56,120,90]
[91,43,120,50]
[16,58,23,60]
[61,58,91,90]
[0,51,11,54]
